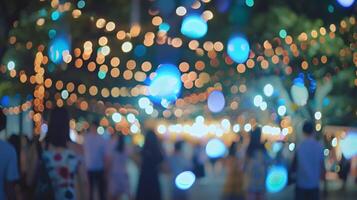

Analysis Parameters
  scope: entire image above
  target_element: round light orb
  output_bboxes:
[227,35,250,63]
[195,115,205,124]
[0,96,10,107]
[77,0,86,8]
[7,61,15,70]
[175,171,196,190]
[127,113,136,123]
[121,41,133,53]
[314,111,322,120]
[148,64,182,104]
[324,149,330,156]
[48,36,70,64]
[277,105,286,116]
[181,15,208,39]
[138,97,150,109]
[205,138,226,159]
[157,124,167,134]
[244,123,252,132]
[340,133,357,159]
[266,165,288,193]
[291,84,309,106]
[260,102,267,111]
[97,126,105,135]
[130,124,140,133]
[207,90,225,113]
[51,11,60,21]
[263,84,274,97]
[336,0,355,7]
[233,124,240,133]
[145,106,154,115]
[112,113,122,123]
[253,95,263,107]
[221,119,231,130]
[279,29,287,39]
[61,90,69,99]
[159,22,170,32]
[288,143,295,151]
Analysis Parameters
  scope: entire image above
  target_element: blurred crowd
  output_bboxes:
[0,107,356,200]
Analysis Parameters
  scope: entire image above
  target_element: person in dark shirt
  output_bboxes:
[0,108,19,200]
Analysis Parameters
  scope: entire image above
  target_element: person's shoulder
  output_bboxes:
[0,139,16,154]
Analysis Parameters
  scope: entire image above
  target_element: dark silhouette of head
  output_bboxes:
[247,127,266,158]
[116,134,125,152]
[144,129,160,151]
[46,107,70,147]
[303,121,314,136]
[0,108,6,131]
[174,140,184,153]
[8,134,21,154]
[228,142,237,156]
[142,129,163,163]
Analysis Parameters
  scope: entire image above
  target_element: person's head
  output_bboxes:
[8,134,21,154]
[228,142,237,156]
[174,140,184,153]
[116,134,125,152]
[143,129,160,152]
[247,127,266,158]
[46,107,70,147]
[0,108,6,132]
[303,121,314,137]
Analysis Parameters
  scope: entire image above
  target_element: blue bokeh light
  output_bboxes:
[1,96,10,107]
[340,132,357,159]
[175,171,196,190]
[207,90,225,113]
[51,11,60,21]
[336,0,355,7]
[48,36,70,64]
[205,138,226,159]
[134,45,147,57]
[181,15,208,39]
[149,64,182,104]
[48,29,57,39]
[266,165,288,193]
[227,35,250,63]
[77,0,86,9]
[293,73,305,87]
[159,22,170,32]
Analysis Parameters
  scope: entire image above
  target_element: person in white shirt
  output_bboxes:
[83,121,106,200]
[294,121,325,200]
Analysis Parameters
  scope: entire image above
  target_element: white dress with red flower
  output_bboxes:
[43,149,80,200]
